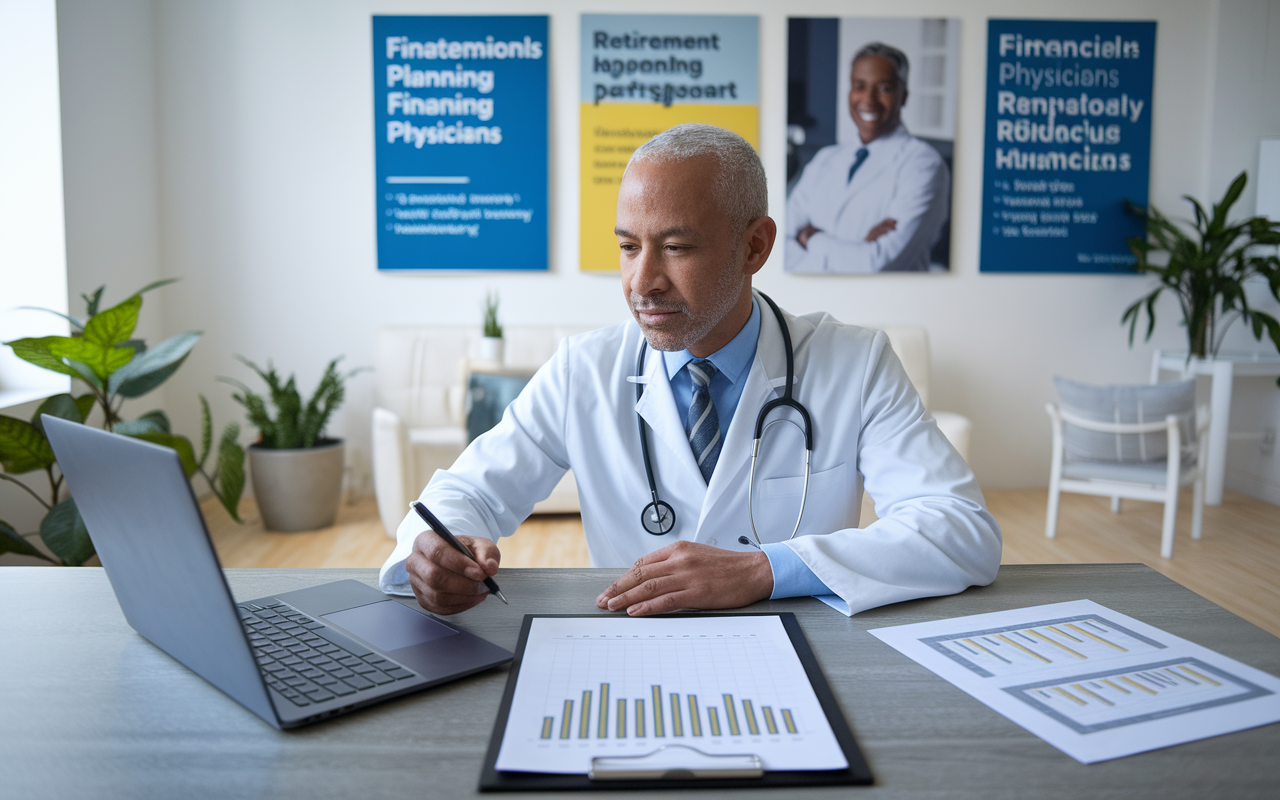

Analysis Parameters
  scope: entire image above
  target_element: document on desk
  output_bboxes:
[869,600,1280,763]
[493,615,849,774]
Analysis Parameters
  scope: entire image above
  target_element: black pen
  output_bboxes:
[411,501,508,604]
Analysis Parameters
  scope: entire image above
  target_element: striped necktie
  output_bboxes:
[686,359,722,483]
[847,147,869,183]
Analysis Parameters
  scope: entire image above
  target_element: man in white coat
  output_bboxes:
[785,42,950,273]
[380,123,999,617]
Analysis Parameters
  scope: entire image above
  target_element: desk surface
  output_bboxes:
[3,564,1278,799]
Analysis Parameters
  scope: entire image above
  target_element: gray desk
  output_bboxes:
[3,564,1278,799]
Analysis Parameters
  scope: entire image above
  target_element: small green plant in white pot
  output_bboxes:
[479,291,504,364]
[222,357,365,532]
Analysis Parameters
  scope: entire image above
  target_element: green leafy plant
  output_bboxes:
[1123,171,1280,370]
[482,291,503,339]
[0,282,246,566]
[222,357,365,449]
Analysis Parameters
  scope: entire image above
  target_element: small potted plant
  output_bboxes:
[222,357,364,532]
[479,290,504,364]
[1122,171,1280,368]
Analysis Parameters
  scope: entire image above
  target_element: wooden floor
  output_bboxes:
[204,488,1280,637]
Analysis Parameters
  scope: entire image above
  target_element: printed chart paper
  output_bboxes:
[494,616,848,774]
[869,600,1280,763]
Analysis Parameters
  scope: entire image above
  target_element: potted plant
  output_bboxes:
[0,281,245,565]
[222,356,364,532]
[1122,171,1280,371]
[479,290,504,364]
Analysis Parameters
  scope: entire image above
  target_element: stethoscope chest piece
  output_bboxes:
[641,500,676,535]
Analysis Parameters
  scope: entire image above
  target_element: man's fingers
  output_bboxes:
[596,552,673,606]
[864,217,898,242]
[406,549,488,597]
[414,531,486,581]
[466,535,502,576]
[605,573,683,612]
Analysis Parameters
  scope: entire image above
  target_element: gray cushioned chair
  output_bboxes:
[1045,377,1209,558]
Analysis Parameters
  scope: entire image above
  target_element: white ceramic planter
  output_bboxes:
[248,439,344,532]
[478,336,504,364]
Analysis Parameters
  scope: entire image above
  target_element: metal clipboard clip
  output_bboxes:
[588,744,764,781]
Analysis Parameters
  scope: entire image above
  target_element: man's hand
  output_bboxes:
[405,530,501,615]
[864,217,898,242]
[595,541,774,616]
[797,224,820,249]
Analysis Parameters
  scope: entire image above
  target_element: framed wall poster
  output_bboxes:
[579,14,759,273]
[373,16,548,271]
[980,20,1156,273]
[786,18,960,274]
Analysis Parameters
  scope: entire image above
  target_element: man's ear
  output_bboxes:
[742,216,777,276]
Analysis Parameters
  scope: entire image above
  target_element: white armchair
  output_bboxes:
[876,325,972,461]
[1045,377,1208,559]
[371,325,589,539]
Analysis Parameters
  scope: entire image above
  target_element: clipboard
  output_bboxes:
[478,613,873,791]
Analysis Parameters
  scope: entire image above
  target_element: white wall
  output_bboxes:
[1207,0,1280,503]
[47,0,1278,501]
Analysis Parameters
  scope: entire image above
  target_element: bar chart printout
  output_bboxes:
[494,616,849,774]
[869,600,1280,763]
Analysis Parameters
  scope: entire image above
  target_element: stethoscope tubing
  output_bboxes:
[634,291,813,541]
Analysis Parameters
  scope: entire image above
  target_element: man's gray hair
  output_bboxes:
[626,123,768,235]
[853,42,910,88]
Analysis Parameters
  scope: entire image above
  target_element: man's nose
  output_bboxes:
[630,247,669,294]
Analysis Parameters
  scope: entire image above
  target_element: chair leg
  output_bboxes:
[1191,474,1205,541]
[1045,483,1062,539]
[1110,496,1121,513]
[1160,485,1179,559]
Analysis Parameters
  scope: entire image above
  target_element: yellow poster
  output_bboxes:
[579,16,760,272]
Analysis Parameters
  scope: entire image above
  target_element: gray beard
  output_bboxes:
[631,261,745,352]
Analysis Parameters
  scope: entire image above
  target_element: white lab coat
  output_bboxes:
[380,295,1000,616]
[785,125,950,273]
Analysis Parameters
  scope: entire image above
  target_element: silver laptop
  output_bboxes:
[44,416,512,729]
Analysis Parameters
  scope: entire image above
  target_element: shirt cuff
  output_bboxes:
[761,542,833,599]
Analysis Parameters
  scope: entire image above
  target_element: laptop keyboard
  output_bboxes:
[238,599,416,707]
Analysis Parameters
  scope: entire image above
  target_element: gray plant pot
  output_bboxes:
[248,439,344,532]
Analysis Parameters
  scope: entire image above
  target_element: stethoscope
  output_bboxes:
[635,292,813,546]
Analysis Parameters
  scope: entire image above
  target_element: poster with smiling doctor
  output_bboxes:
[785,18,959,274]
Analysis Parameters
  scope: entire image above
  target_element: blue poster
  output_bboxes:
[373,16,547,271]
[980,20,1156,273]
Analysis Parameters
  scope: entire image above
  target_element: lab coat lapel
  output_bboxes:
[833,128,904,222]
[633,344,705,493]
[697,295,789,532]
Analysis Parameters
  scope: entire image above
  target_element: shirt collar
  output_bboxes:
[663,297,760,385]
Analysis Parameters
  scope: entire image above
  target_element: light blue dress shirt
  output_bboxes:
[661,298,833,600]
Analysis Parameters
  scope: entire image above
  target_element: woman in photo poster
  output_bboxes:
[786,18,957,273]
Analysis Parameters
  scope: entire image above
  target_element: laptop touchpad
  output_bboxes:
[323,601,459,652]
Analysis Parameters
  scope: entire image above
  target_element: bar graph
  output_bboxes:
[495,616,849,775]
[1007,657,1272,734]
[922,614,1167,678]
[536,681,798,741]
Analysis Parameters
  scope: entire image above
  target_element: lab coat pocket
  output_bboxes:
[754,463,851,541]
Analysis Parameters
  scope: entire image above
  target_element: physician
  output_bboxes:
[785,42,950,273]
[379,123,999,617]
